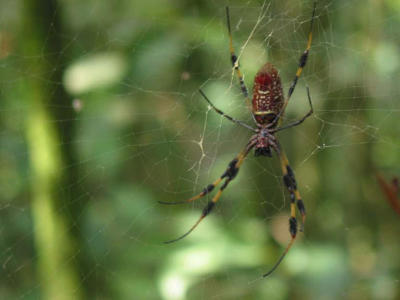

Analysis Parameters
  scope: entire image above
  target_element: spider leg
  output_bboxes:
[164,141,256,244]
[158,176,224,206]
[263,148,306,277]
[273,86,313,133]
[225,7,252,108]
[279,150,306,229]
[199,89,256,132]
[272,2,316,126]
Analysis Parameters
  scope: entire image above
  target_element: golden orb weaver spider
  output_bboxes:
[160,2,317,277]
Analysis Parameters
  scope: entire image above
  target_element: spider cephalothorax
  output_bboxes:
[161,3,317,278]
[253,127,277,157]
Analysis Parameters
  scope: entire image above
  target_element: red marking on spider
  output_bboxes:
[252,63,284,125]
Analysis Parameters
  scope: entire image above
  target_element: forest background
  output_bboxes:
[0,0,399,299]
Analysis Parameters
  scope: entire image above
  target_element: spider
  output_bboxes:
[160,3,316,277]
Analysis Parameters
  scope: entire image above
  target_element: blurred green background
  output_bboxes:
[1,0,400,299]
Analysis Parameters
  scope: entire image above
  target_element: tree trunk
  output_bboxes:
[21,1,83,299]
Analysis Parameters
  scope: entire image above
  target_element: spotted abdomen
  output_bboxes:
[252,63,284,125]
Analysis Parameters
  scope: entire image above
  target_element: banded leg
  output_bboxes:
[273,2,316,126]
[163,141,256,244]
[225,7,251,107]
[199,89,256,132]
[279,150,306,229]
[158,158,234,206]
[263,148,306,277]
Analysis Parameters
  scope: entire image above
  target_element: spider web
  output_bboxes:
[0,0,400,299]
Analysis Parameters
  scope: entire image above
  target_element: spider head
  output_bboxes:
[254,127,275,157]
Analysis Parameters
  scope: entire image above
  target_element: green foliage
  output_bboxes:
[0,0,399,299]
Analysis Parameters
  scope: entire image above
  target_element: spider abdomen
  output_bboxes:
[252,63,284,125]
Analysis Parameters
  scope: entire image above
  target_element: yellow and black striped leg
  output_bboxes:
[279,151,306,230]
[273,2,316,125]
[225,7,251,107]
[263,149,306,277]
[286,2,316,101]
[158,176,224,205]
[159,147,245,206]
[164,142,255,244]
